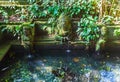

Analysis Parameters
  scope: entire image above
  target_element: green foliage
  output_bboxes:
[15,8,29,21]
[1,22,34,40]
[29,0,99,40]
[0,8,8,22]
[1,25,22,39]
[68,0,98,17]
[114,28,120,36]
[47,4,60,17]
[0,0,114,44]
[96,38,105,51]
[102,15,114,24]
[77,16,100,42]
[28,3,40,19]
[95,26,107,51]
[27,0,36,4]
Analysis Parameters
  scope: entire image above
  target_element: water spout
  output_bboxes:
[62,36,71,53]
[66,49,71,53]
[27,54,33,59]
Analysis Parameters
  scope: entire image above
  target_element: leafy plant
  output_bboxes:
[0,8,8,22]
[1,22,34,41]
[28,3,40,19]
[47,4,60,17]
[1,25,22,40]
[95,26,107,51]
[114,28,120,36]
[15,8,29,21]
[96,38,105,51]
[69,2,81,17]
[101,15,114,24]
[77,16,100,42]
[40,2,70,36]
[27,3,48,19]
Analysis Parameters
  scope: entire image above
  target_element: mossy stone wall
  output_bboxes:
[0,31,1,41]
[106,25,120,41]
[104,25,120,52]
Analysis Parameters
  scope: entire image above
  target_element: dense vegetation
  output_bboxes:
[0,0,120,51]
[0,1,120,82]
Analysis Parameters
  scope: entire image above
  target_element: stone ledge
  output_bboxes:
[0,42,11,61]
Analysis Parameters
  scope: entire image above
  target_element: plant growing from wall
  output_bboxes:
[77,15,100,52]
[28,3,40,19]
[114,28,120,37]
[95,26,107,52]
[15,8,29,22]
[1,22,34,43]
[40,0,100,42]
[39,1,72,41]
[77,16,100,42]
[101,15,114,24]
[27,0,36,4]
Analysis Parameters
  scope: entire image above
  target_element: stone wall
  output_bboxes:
[105,25,120,52]
[106,25,120,41]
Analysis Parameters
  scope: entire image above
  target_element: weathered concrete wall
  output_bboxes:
[106,25,120,41]
[105,25,120,52]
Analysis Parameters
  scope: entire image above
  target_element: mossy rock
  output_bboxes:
[57,13,71,36]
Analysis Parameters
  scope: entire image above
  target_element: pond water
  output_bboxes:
[0,49,120,82]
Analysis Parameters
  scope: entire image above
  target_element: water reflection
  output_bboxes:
[1,52,120,82]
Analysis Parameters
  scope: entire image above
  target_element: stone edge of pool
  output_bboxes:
[0,43,11,62]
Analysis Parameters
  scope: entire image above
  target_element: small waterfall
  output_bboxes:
[66,39,71,63]
[61,36,71,64]
[23,43,34,59]
[27,54,33,59]
[63,36,71,53]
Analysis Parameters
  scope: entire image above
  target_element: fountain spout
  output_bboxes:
[62,36,71,53]
[23,43,34,60]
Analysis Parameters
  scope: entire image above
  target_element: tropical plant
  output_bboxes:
[27,0,36,4]
[1,25,22,39]
[28,3,40,19]
[114,28,120,37]
[0,8,8,22]
[101,15,114,24]
[77,16,100,42]
[77,15,101,52]
[40,1,71,37]
[1,22,34,43]
[15,8,29,21]
[96,38,105,51]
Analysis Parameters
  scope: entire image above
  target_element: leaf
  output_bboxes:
[87,27,91,34]
[1,27,7,32]
[30,24,35,27]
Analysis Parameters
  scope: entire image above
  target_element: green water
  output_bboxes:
[0,51,120,82]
